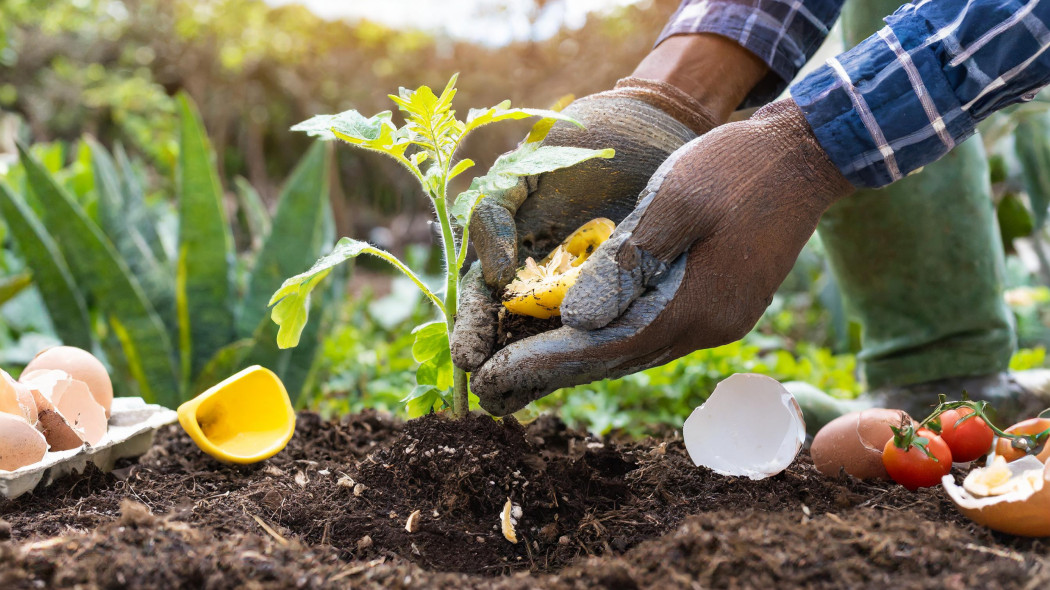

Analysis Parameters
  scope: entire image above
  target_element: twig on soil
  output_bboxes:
[964,543,1026,563]
[250,514,289,546]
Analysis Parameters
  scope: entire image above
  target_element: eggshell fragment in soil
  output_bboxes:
[25,346,113,417]
[682,373,806,480]
[0,369,36,424]
[0,412,48,471]
[943,455,1050,537]
[810,408,915,481]
[20,370,107,448]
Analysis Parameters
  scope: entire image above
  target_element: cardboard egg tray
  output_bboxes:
[0,397,177,500]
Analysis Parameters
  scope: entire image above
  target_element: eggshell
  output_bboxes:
[25,346,113,417]
[20,370,106,449]
[0,369,36,424]
[811,409,915,480]
[683,374,806,480]
[943,456,1050,537]
[0,412,48,471]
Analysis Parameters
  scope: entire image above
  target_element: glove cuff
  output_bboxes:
[609,77,719,136]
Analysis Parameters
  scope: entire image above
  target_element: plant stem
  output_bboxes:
[433,192,468,418]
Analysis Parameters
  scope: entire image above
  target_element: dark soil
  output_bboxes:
[2,410,1049,589]
[496,307,562,348]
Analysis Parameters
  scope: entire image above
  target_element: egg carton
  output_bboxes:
[0,397,177,500]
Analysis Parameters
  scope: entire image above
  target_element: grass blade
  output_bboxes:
[176,92,234,383]
[17,146,180,405]
[0,182,93,349]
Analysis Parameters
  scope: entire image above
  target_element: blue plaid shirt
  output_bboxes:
[659,0,1050,188]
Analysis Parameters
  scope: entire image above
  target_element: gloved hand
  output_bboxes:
[451,77,718,370]
[468,99,856,415]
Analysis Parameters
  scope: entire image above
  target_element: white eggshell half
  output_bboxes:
[942,455,1050,537]
[0,412,48,471]
[683,373,806,480]
[0,369,36,424]
[25,346,113,417]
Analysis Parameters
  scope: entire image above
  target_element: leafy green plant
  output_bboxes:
[0,93,335,407]
[272,74,614,418]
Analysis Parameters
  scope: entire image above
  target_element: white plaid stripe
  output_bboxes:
[963,40,1050,110]
[827,56,903,181]
[877,27,955,149]
[948,0,1040,66]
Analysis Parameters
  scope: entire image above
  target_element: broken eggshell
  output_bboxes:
[20,369,107,449]
[811,409,915,480]
[682,373,806,480]
[943,455,1050,537]
[24,346,113,418]
[0,412,48,471]
[0,369,37,424]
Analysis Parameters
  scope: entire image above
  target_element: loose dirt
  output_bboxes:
[1,411,1048,589]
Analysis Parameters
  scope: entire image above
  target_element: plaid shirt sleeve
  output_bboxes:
[792,0,1050,188]
[656,0,847,107]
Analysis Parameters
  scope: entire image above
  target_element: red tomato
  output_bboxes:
[882,429,953,490]
[937,408,994,463]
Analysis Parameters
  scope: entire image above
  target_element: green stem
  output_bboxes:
[433,190,467,418]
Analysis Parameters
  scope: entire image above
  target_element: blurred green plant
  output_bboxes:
[271,74,612,418]
[0,93,336,407]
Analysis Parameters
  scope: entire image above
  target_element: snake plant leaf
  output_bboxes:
[17,145,180,406]
[175,92,234,382]
[238,141,329,338]
[0,182,93,350]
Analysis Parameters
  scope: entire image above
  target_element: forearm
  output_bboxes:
[793,0,1050,188]
[639,0,848,112]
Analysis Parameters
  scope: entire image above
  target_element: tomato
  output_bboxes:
[995,418,1050,463]
[936,408,994,463]
[882,428,953,490]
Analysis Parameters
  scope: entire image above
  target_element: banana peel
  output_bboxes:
[503,218,614,319]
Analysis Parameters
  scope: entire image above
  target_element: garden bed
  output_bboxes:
[1,410,1047,588]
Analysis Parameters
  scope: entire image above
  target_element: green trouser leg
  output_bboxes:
[816,0,1016,390]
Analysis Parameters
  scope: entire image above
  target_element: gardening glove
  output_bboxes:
[452,78,718,371]
[469,99,856,415]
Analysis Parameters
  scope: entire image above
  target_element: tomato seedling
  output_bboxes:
[268,74,614,418]
[882,421,953,490]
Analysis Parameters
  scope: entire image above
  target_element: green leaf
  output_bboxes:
[114,143,169,263]
[239,141,329,338]
[998,192,1035,245]
[89,138,173,317]
[463,101,582,135]
[411,321,447,363]
[234,176,272,246]
[388,74,463,165]
[190,338,253,395]
[17,145,180,406]
[270,237,442,349]
[452,143,615,227]
[0,272,32,306]
[1015,111,1050,229]
[447,158,474,182]
[401,384,446,418]
[271,269,331,349]
[176,92,234,382]
[0,182,93,349]
[416,349,453,390]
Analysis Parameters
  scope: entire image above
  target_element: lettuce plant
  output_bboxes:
[270,75,613,417]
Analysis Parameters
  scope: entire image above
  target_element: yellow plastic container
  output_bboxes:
[177,366,295,464]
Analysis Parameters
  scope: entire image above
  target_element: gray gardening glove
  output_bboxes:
[452,78,718,371]
[469,99,856,415]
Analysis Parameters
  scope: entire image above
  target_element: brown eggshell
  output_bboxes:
[811,408,915,480]
[0,369,36,424]
[20,370,89,451]
[943,458,1050,537]
[25,346,113,417]
[0,412,48,470]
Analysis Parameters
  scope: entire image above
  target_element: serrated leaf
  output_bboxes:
[412,321,448,363]
[464,102,582,135]
[270,237,436,348]
[451,189,485,227]
[448,158,474,181]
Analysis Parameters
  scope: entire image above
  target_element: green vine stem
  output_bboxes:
[915,396,1050,456]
